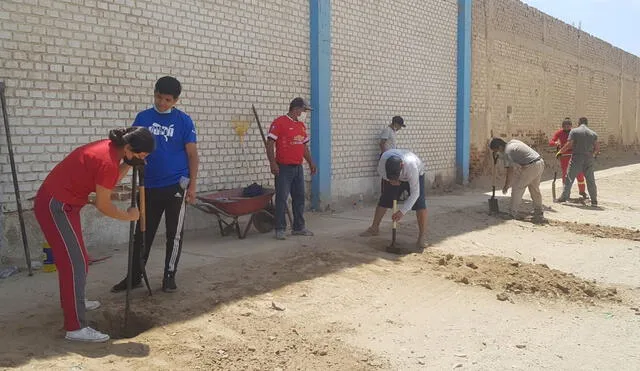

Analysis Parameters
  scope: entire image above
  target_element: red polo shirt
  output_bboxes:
[40,139,121,205]
[267,115,309,165]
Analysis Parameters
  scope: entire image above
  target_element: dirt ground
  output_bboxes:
[2,161,640,370]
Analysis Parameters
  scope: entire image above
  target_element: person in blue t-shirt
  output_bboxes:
[112,76,199,293]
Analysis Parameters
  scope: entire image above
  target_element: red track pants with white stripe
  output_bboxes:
[34,190,88,331]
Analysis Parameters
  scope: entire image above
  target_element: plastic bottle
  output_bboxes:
[42,242,56,273]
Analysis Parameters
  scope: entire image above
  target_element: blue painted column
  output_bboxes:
[456,0,472,184]
[310,0,332,210]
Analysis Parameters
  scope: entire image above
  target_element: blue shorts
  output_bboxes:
[378,174,426,210]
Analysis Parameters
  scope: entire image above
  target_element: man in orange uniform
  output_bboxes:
[549,117,587,199]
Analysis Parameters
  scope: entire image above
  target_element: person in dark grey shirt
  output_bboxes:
[489,138,545,220]
[556,117,599,206]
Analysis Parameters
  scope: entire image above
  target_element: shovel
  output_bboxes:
[387,199,402,254]
[137,166,152,297]
[124,167,138,329]
[552,146,560,200]
[124,166,152,330]
[488,152,500,214]
[552,168,557,201]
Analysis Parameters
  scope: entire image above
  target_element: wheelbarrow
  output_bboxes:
[193,188,276,239]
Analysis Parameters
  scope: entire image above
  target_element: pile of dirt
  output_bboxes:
[549,220,640,241]
[422,251,621,304]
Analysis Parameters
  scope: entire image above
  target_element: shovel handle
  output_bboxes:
[392,200,397,229]
[139,185,146,232]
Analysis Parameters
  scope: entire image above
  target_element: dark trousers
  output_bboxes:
[560,154,597,202]
[130,183,188,279]
[275,164,305,232]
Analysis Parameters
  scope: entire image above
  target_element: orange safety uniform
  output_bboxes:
[550,129,585,194]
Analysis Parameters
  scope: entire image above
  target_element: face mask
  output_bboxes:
[298,111,307,123]
[153,104,172,114]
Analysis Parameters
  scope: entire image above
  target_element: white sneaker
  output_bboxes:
[85,299,101,311]
[65,327,110,343]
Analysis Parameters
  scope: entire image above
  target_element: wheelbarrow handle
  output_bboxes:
[192,201,222,215]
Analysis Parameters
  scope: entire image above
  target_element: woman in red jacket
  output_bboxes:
[34,127,155,342]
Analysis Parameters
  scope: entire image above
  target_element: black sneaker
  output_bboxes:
[162,272,177,293]
[580,192,589,199]
[111,275,142,293]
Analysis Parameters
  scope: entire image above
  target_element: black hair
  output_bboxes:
[578,117,588,126]
[562,117,572,125]
[385,156,403,181]
[289,97,311,112]
[154,76,182,99]
[392,116,404,126]
[108,127,156,153]
[489,137,507,150]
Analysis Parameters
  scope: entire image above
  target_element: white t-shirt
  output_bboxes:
[378,149,425,214]
[379,126,397,152]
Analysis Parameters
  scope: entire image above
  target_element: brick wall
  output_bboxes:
[0,0,310,259]
[330,0,459,197]
[0,0,310,213]
[471,0,640,177]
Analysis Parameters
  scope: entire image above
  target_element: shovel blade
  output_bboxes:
[488,198,499,213]
[389,228,397,246]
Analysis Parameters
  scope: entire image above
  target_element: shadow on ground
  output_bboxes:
[0,193,516,367]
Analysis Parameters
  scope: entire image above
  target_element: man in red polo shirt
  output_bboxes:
[266,97,317,240]
[550,117,587,198]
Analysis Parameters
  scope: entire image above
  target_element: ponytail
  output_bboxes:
[108,127,136,146]
[108,127,156,154]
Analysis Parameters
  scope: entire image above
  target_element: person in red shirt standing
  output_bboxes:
[550,117,587,199]
[266,97,317,240]
[34,127,155,342]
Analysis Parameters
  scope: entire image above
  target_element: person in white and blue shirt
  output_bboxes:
[112,76,199,293]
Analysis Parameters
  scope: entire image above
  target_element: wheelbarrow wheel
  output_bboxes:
[253,205,275,234]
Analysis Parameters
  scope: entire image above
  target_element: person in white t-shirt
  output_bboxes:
[379,116,405,155]
[360,149,428,252]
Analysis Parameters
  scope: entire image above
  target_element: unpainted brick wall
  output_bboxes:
[330,0,459,196]
[0,0,310,212]
[471,0,640,177]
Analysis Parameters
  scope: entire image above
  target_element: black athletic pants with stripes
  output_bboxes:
[131,182,188,280]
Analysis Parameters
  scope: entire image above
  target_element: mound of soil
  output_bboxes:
[549,220,640,242]
[422,251,621,304]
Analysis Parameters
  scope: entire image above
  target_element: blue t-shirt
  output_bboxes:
[132,107,197,188]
